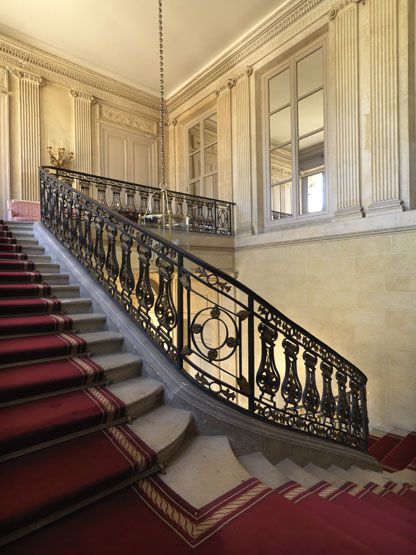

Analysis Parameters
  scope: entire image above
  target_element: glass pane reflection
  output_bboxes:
[297,49,323,97]
[188,124,200,152]
[271,181,292,219]
[204,115,217,145]
[269,68,291,112]
[298,90,324,137]
[270,106,291,148]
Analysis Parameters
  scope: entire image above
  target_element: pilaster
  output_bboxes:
[333,2,363,217]
[232,74,252,233]
[217,87,233,202]
[0,67,10,218]
[70,90,95,173]
[368,0,403,214]
[14,69,44,202]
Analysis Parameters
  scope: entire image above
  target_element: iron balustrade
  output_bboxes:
[40,168,369,451]
[42,166,234,236]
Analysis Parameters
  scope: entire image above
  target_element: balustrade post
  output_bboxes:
[247,297,255,414]
[176,253,184,368]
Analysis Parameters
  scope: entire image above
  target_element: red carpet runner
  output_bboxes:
[0,221,414,554]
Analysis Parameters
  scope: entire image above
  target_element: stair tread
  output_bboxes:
[275,459,321,488]
[239,452,288,489]
[0,427,156,538]
[0,387,126,457]
[159,436,250,509]
[129,405,192,462]
[108,376,163,406]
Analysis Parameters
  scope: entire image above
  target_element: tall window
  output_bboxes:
[267,46,325,221]
[188,114,218,198]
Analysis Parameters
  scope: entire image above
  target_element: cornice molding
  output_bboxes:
[0,32,159,113]
[168,0,363,112]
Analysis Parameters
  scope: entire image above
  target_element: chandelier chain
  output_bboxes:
[158,0,166,188]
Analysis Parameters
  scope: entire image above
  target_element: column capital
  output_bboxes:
[12,68,45,86]
[70,89,96,103]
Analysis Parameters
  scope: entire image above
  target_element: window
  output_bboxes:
[188,114,218,198]
[267,47,325,221]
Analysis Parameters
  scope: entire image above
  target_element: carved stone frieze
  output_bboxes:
[215,66,253,96]
[99,105,157,135]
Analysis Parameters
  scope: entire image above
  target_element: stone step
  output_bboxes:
[9,233,35,240]
[159,436,251,509]
[239,452,288,489]
[348,465,391,486]
[21,246,44,255]
[50,285,80,298]
[328,464,355,485]
[68,313,106,333]
[304,463,339,485]
[275,458,321,488]
[35,263,60,273]
[37,273,68,285]
[27,255,52,264]
[77,331,124,356]
[108,377,164,419]
[60,298,92,314]
[129,405,193,464]
[383,468,416,486]
[0,377,165,463]
[14,239,39,247]
[92,352,142,383]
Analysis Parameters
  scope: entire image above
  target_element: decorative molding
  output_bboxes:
[0,32,159,113]
[99,105,157,135]
[70,89,96,103]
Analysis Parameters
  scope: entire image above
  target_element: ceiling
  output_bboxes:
[0,0,288,97]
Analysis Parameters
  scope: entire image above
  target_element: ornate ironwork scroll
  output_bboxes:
[40,167,369,451]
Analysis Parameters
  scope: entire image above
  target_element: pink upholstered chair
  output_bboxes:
[7,200,41,221]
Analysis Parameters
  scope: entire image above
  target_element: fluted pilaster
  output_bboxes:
[14,69,44,201]
[70,90,95,173]
[368,0,402,212]
[334,2,363,216]
[232,74,252,233]
[217,87,232,202]
[0,68,10,218]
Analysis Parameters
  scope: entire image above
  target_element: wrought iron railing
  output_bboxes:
[40,168,369,450]
[42,167,234,236]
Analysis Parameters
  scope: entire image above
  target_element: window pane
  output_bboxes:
[271,181,293,219]
[269,106,291,148]
[270,145,292,185]
[299,173,325,214]
[204,175,217,198]
[299,131,325,214]
[188,124,200,152]
[297,49,323,97]
[204,143,218,174]
[204,114,217,145]
[269,68,290,112]
[189,152,201,180]
[189,180,201,196]
[298,90,324,137]
[298,131,324,174]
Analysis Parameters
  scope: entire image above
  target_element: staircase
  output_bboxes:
[0,221,415,554]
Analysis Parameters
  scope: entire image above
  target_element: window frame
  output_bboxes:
[186,110,218,198]
[263,39,328,227]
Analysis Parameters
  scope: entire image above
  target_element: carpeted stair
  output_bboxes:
[0,220,415,554]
